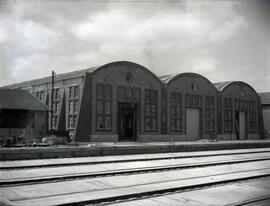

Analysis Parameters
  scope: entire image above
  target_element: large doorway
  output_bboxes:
[186,108,200,140]
[235,111,246,140]
[118,103,137,141]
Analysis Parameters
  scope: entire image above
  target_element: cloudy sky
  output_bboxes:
[0,0,269,92]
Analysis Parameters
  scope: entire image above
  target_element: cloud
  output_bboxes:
[0,0,269,92]
[209,15,249,42]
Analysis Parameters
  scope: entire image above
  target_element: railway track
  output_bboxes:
[2,148,270,170]
[1,148,270,206]
[1,156,270,187]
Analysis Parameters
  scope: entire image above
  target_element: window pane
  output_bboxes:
[74,86,79,97]
[151,105,156,117]
[69,87,73,98]
[97,100,103,115]
[105,101,111,115]
[105,86,112,100]
[104,116,111,130]
[97,85,103,99]
[97,115,103,129]
[69,101,74,113]
[74,100,78,113]
[145,118,150,130]
[152,118,156,130]
[73,116,77,128]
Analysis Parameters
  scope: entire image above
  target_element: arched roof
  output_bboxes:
[160,72,218,92]
[213,81,259,97]
[90,61,163,85]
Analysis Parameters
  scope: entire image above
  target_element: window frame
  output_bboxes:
[96,83,113,131]
[170,92,182,132]
[144,89,158,132]
[223,97,233,133]
[205,96,215,133]
[249,101,257,133]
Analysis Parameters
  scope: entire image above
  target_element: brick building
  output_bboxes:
[3,61,264,142]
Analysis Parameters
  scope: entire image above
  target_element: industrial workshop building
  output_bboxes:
[259,92,270,138]
[3,61,264,142]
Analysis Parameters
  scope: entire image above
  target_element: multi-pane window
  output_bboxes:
[52,116,57,129]
[68,115,77,129]
[35,90,45,103]
[249,101,257,133]
[235,99,247,111]
[96,84,112,130]
[205,96,215,133]
[68,85,80,129]
[68,100,79,114]
[224,97,233,132]
[53,88,60,100]
[52,101,59,114]
[51,88,60,129]
[145,89,157,131]
[170,93,182,132]
[186,94,202,108]
[69,85,79,98]
[117,87,140,103]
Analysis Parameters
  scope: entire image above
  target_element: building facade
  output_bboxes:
[215,82,262,140]
[3,61,264,142]
[259,92,270,138]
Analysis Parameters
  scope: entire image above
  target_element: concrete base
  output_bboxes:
[90,135,118,142]
[1,140,270,160]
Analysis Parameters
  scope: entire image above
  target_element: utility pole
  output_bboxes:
[50,70,56,131]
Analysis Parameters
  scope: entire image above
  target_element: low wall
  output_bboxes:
[1,140,270,160]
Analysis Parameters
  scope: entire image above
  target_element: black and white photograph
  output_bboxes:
[0,0,270,205]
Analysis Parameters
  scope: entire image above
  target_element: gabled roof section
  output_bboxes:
[0,89,49,111]
[4,67,97,89]
[259,92,270,105]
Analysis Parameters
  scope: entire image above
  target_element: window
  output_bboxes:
[145,89,157,131]
[53,88,60,100]
[186,94,202,108]
[117,87,140,103]
[52,116,57,129]
[249,101,257,133]
[68,115,77,129]
[224,97,233,132]
[52,102,59,114]
[35,90,45,103]
[205,96,215,133]
[67,85,80,130]
[96,84,112,130]
[170,93,182,132]
[50,88,60,130]
[235,99,247,111]
[69,85,79,98]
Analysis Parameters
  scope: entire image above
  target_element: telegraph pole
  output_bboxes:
[50,70,56,131]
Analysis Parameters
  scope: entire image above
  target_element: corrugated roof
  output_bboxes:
[0,89,49,111]
[159,74,179,83]
[213,81,233,91]
[4,67,97,89]
[259,92,270,105]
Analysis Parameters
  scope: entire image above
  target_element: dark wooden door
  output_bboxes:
[118,103,137,141]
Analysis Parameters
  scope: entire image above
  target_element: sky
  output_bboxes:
[0,0,269,92]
